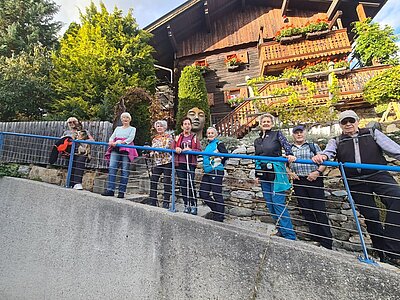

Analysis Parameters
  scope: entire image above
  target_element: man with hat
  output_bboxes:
[289,125,332,249]
[312,110,400,265]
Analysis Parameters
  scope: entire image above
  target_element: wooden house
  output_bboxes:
[144,0,390,137]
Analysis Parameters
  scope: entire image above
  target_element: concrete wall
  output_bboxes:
[0,177,399,300]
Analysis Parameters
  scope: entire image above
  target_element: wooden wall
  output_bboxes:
[0,121,113,169]
[178,44,260,125]
[177,6,326,58]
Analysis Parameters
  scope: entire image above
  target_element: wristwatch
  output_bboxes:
[316,170,323,176]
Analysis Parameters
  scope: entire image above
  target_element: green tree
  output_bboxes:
[352,18,399,66]
[51,1,156,120]
[0,47,54,121]
[176,66,210,134]
[364,66,400,105]
[0,0,61,57]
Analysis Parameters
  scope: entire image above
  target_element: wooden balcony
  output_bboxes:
[259,29,352,75]
[215,65,391,138]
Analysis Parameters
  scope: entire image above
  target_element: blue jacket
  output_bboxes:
[203,139,227,173]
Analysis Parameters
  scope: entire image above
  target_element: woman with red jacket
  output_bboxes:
[174,117,201,215]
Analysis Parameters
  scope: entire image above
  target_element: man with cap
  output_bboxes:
[289,125,332,249]
[312,110,400,265]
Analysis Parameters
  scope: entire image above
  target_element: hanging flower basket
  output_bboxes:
[306,29,330,39]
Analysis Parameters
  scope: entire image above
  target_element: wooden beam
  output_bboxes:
[281,0,289,16]
[337,18,343,29]
[242,0,246,11]
[166,25,178,53]
[204,1,211,33]
[328,10,343,30]
[327,0,341,20]
[356,3,367,21]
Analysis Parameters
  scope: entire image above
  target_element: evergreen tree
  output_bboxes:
[176,66,210,134]
[0,47,54,121]
[0,0,61,57]
[51,2,156,120]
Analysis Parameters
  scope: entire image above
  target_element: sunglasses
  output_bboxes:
[340,118,356,125]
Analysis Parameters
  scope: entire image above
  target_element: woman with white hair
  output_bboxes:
[102,112,137,198]
[254,113,296,240]
[199,127,228,222]
[147,120,174,208]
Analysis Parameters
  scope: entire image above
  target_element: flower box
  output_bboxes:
[279,34,303,44]
[306,30,330,39]
[227,64,240,72]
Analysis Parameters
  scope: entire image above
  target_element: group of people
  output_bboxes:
[146,117,227,222]
[59,109,400,265]
[254,111,400,266]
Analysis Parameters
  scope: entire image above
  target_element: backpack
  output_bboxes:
[309,142,317,156]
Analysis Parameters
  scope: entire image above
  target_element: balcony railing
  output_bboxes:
[215,65,391,138]
[259,29,352,75]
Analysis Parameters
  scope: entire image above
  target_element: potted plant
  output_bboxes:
[304,18,329,39]
[225,54,242,71]
[275,24,303,44]
[193,60,211,75]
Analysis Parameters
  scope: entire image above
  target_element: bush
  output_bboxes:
[176,66,210,134]
[0,164,22,178]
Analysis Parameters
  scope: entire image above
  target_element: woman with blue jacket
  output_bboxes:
[200,127,228,222]
[254,113,296,240]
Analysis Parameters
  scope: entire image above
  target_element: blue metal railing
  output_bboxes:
[1,131,400,266]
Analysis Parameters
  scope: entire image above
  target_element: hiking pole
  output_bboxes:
[186,153,197,209]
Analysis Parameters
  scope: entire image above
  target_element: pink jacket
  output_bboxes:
[104,137,138,162]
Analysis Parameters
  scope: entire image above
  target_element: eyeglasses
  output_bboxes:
[67,121,75,124]
[340,118,356,125]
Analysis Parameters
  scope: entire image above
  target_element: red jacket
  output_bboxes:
[173,133,201,166]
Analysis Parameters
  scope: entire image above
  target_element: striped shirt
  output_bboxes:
[291,142,321,176]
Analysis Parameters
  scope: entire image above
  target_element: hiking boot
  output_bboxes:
[101,190,114,197]
[183,206,191,214]
[73,184,83,190]
[117,192,125,199]
[190,207,198,215]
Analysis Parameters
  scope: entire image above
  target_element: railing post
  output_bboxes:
[169,153,176,213]
[0,132,4,162]
[339,163,378,265]
[66,141,76,188]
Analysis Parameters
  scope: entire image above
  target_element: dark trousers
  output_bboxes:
[199,170,225,222]
[176,163,196,207]
[149,163,172,208]
[293,177,332,249]
[348,171,400,259]
[70,155,87,187]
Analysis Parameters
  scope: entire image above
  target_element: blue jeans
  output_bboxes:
[107,151,130,193]
[261,181,296,240]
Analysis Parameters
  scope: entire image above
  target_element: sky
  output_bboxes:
[53,0,400,32]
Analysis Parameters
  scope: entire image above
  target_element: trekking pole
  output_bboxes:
[186,153,197,208]
[185,153,191,211]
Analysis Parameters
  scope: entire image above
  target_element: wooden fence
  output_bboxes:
[0,121,114,169]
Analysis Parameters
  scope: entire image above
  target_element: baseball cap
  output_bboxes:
[292,125,305,133]
[338,110,359,123]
